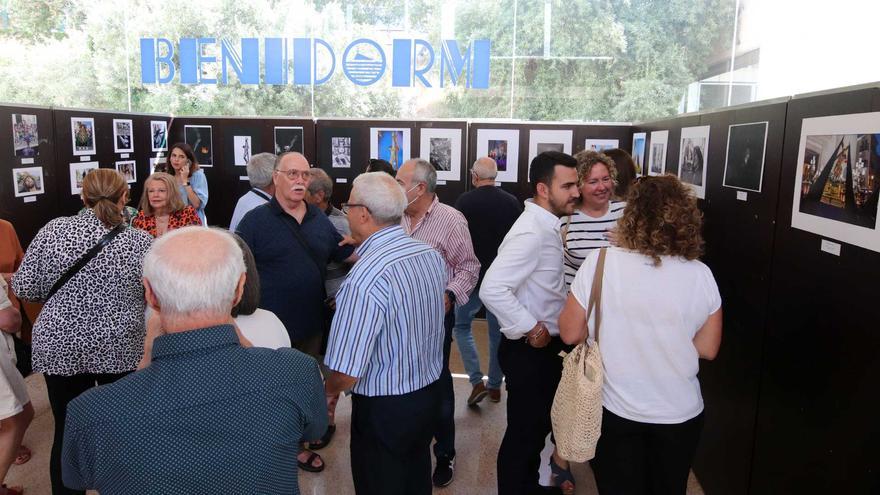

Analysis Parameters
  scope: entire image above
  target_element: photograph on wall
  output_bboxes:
[678,125,710,199]
[113,119,134,154]
[69,161,99,194]
[150,120,168,152]
[723,122,768,192]
[12,166,44,197]
[632,132,646,174]
[476,128,520,183]
[71,117,96,156]
[370,127,411,170]
[648,130,669,176]
[233,136,251,166]
[792,112,880,252]
[419,127,462,182]
[184,125,213,167]
[274,126,304,155]
[331,137,351,168]
[115,160,137,183]
[528,129,573,169]
[12,114,39,158]
[584,138,619,152]
[150,157,167,175]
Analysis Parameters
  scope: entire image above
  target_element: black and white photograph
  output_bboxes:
[648,130,668,176]
[151,120,168,152]
[12,114,39,158]
[115,160,137,183]
[69,161,99,194]
[274,126,304,154]
[332,137,351,168]
[419,127,462,181]
[234,136,251,166]
[150,157,167,175]
[528,129,573,169]
[12,166,44,197]
[113,119,134,153]
[678,125,710,199]
[71,116,96,156]
[430,138,452,171]
[723,122,768,192]
[184,125,213,167]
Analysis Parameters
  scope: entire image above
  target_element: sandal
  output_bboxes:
[13,446,30,466]
[549,455,576,495]
[308,424,336,451]
[297,450,325,473]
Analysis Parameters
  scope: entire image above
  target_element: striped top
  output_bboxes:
[325,225,447,396]
[401,195,480,304]
[562,201,626,286]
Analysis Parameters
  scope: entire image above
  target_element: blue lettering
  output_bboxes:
[413,39,434,88]
[342,38,386,86]
[221,38,259,84]
[140,38,176,84]
[264,38,287,85]
[471,39,491,89]
[314,39,335,85]
[179,38,198,84]
[197,38,217,84]
[293,38,311,86]
[392,39,411,87]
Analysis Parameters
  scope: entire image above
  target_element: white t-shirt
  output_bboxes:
[234,309,291,350]
[570,247,721,424]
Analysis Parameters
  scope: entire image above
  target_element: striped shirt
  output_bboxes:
[562,201,626,286]
[325,225,447,396]
[401,195,480,304]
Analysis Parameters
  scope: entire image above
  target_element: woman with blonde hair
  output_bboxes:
[132,172,202,238]
[559,175,722,494]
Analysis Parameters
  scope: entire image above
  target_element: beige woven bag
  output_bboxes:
[551,247,607,462]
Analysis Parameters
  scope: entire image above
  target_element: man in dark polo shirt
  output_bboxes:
[235,151,355,472]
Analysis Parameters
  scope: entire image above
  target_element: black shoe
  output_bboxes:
[432,454,455,487]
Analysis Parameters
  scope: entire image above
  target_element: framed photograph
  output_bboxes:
[648,130,669,176]
[792,112,880,252]
[12,166,44,197]
[150,120,168,152]
[150,157,167,175]
[113,119,134,153]
[12,114,39,158]
[584,138,619,152]
[331,136,352,168]
[71,117,96,156]
[115,160,137,183]
[528,129,573,168]
[723,122,768,192]
[370,127,411,170]
[274,126,304,155]
[69,161,99,195]
[233,136,251,166]
[476,129,520,183]
[678,125,711,199]
[419,128,462,182]
[632,132,647,175]
[184,125,213,167]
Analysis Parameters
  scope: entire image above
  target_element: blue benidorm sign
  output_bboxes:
[140,38,491,89]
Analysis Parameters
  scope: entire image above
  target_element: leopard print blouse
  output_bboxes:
[11,209,153,376]
[131,205,202,238]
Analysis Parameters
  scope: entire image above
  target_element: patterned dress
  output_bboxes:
[132,205,202,238]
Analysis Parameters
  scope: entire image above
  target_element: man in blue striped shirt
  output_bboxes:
[325,172,447,495]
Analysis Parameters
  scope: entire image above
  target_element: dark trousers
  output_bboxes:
[350,381,441,495]
[432,309,455,459]
[590,408,704,495]
[497,336,567,495]
[44,372,129,495]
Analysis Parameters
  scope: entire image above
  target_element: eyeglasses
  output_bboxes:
[274,169,311,180]
[341,203,371,214]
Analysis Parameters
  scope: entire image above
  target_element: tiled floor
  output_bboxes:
[5,320,704,494]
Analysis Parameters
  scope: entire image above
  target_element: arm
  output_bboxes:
[61,404,95,490]
[323,281,385,389]
[325,370,357,397]
[444,219,480,305]
[0,306,20,334]
[479,231,541,339]
[693,308,723,360]
[558,293,587,345]
[302,358,330,442]
[184,170,208,210]
[10,222,53,301]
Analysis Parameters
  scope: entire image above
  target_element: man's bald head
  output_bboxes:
[472,157,497,180]
[275,152,309,170]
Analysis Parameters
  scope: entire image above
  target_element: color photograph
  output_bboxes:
[419,128,462,182]
[678,125,710,199]
[632,132,646,174]
[488,140,508,171]
[184,125,213,166]
[12,114,39,158]
[151,120,168,152]
[113,119,134,153]
[723,122,768,192]
[332,137,351,168]
[370,128,411,170]
[71,117,96,156]
[12,166,44,197]
[234,136,251,166]
[115,160,137,183]
[584,138,619,151]
[69,161,99,194]
[476,128,520,183]
[274,126,304,155]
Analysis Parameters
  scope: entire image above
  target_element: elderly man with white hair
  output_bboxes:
[325,172,447,495]
[229,152,276,232]
[61,227,327,494]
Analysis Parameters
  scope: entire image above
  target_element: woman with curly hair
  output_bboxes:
[558,175,722,494]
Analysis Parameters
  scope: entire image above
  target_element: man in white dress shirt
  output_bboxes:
[480,151,580,495]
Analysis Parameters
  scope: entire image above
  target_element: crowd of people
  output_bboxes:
[0,144,722,495]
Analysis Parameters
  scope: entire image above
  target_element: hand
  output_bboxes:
[325,297,336,311]
[325,392,340,423]
[526,322,551,348]
[605,227,619,246]
[1,272,12,284]
[338,235,356,247]
[178,163,190,182]
[444,293,452,313]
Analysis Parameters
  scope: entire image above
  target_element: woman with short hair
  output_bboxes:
[132,172,202,238]
[166,142,209,225]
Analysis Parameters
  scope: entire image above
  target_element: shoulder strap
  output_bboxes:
[585,248,607,343]
[46,223,126,302]
[279,214,327,287]
[560,215,572,244]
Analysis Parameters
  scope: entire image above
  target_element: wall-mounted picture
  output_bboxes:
[12,166,44,197]
[150,157,167,175]
[528,129,573,169]
[648,130,669,176]
[678,125,710,199]
[234,136,251,166]
[184,125,213,167]
[632,132,646,174]
[792,112,880,252]
[115,160,136,183]
[723,122,768,192]
[420,128,462,182]
[476,128,520,183]
[69,161,99,195]
[584,138,619,152]
[12,114,39,158]
[274,126,304,155]
[150,120,168,152]
[332,137,351,168]
[370,127,411,170]
[113,119,134,153]
[71,117,96,156]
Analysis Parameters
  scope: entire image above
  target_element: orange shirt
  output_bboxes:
[132,206,203,238]
[0,219,24,310]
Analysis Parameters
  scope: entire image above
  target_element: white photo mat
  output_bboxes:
[115,160,137,184]
[12,166,44,197]
[528,129,573,169]
[150,121,168,152]
[369,127,411,170]
[113,118,134,153]
[632,132,647,175]
[584,138,619,151]
[419,128,463,182]
[71,117,96,156]
[476,129,520,183]
[69,161,99,195]
[648,130,669,176]
[678,125,711,199]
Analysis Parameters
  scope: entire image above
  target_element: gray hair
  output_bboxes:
[143,227,245,319]
[472,157,497,179]
[411,158,437,193]
[308,168,333,198]
[352,172,407,225]
[246,153,276,188]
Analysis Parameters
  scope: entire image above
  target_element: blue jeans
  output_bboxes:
[453,288,503,389]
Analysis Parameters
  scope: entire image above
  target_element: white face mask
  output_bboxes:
[405,184,422,206]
